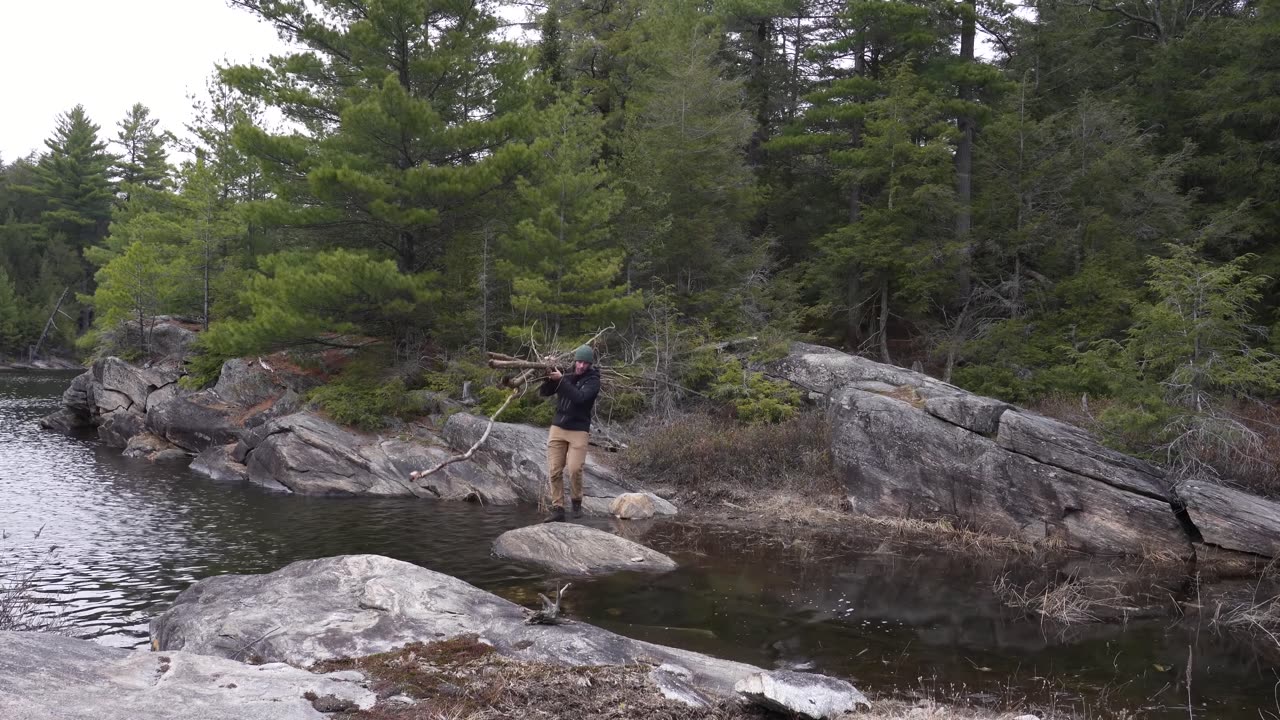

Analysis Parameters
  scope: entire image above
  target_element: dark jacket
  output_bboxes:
[539,366,600,432]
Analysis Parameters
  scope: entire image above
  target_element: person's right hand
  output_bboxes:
[547,369,563,381]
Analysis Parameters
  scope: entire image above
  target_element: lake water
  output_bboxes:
[0,370,1274,718]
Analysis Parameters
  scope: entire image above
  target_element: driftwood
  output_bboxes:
[525,583,571,625]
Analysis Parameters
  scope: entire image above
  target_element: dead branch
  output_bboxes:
[489,359,563,371]
[409,387,524,481]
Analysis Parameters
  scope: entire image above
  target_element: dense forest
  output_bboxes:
[1,0,1277,486]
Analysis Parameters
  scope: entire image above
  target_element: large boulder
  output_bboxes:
[492,523,678,576]
[235,412,518,501]
[826,387,1190,556]
[734,670,871,720]
[1176,480,1280,558]
[0,631,375,720]
[770,343,1190,556]
[150,555,759,699]
[442,413,677,517]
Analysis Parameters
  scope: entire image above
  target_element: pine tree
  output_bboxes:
[810,61,959,361]
[498,96,639,341]
[30,106,116,252]
[92,240,183,357]
[113,103,172,202]
[189,249,440,384]
[616,1,756,320]
[221,0,537,275]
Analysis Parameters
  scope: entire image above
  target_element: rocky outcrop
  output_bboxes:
[151,555,760,699]
[492,524,677,576]
[734,670,871,719]
[232,412,518,499]
[1176,479,1280,558]
[147,358,310,453]
[40,357,181,448]
[769,342,1280,559]
[771,343,1191,556]
[41,354,676,514]
[0,630,375,720]
[443,413,677,516]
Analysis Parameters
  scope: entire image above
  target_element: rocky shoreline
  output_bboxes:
[31,323,1280,560]
[1,555,876,720]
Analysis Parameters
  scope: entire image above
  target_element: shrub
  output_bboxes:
[308,376,415,431]
[476,386,555,426]
[681,353,804,424]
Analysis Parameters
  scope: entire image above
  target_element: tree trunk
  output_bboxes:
[954,0,977,298]
[878,277,891,364]
[30,287,69,362]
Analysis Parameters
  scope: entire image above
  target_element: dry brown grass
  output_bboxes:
[993,571,1137,628]
[851,515,1042,556]
[1208,560,1280,662]
[0,537,65,634]
[315,636,1070,720]
[620,412,840,504]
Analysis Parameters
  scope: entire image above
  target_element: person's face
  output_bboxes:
[574,360,590,375]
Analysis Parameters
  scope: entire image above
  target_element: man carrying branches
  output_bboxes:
[540,344,600,522]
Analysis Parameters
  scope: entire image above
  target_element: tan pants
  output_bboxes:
[547,425,589,508]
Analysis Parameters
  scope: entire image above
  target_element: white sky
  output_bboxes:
[0,0,291,162]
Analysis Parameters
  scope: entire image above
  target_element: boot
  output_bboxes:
[543,506,566,523]
[571,498,583,518]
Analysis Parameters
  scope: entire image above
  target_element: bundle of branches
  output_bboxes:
[408,327,615,482]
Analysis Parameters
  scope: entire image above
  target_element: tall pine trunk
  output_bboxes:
[954,0,977,297]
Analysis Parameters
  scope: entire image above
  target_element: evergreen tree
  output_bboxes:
[92,240,183,357]
[113,103,172,201]
[29,106,116,253]
[0,267,29,355]
[499,96,639,341]
[809,61,959,361]
[221,0,537,275]
[616,1,757,320]
[189,249,440,383]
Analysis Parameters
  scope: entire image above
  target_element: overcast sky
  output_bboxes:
[0,0,290,161]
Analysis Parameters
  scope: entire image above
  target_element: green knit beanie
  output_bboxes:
[573,344,595,363]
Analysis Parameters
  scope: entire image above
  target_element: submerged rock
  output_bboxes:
[492,523,677,576]
[150,554,757,699]
[0,630,375,720]
[734,670,871,719]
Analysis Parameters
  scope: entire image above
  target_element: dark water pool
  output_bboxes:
[1,371,1274,718]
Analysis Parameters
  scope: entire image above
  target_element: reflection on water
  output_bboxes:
[0,371,1274,718]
